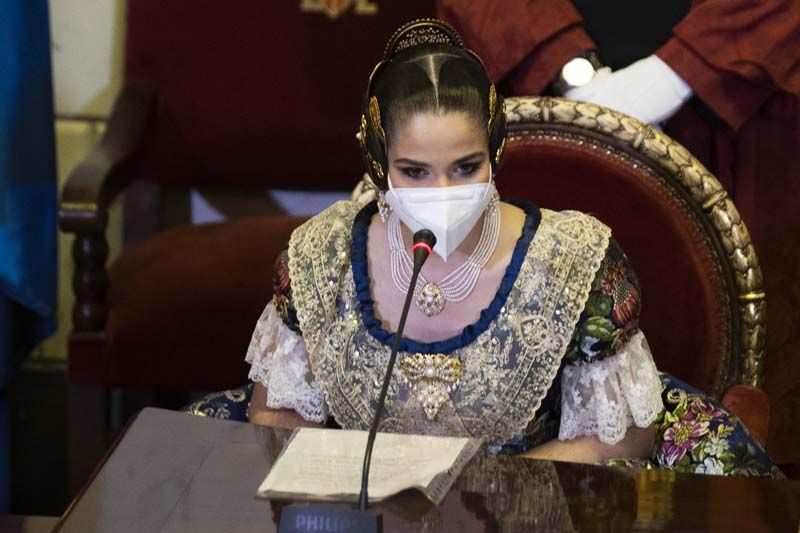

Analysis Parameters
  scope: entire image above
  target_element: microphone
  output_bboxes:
[277,230,435,533]
[358,229,436,512]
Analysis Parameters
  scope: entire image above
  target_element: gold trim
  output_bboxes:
[739,292,766,302]
[702,190,728,210]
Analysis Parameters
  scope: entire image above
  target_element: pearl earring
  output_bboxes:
[378,191,391,223]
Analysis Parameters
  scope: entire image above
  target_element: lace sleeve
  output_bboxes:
[245,302,329,423]
[559,331,664,445]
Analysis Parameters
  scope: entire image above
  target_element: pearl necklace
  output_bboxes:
[388,196,500,317]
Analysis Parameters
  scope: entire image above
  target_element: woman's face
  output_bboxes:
[387,111,490,188]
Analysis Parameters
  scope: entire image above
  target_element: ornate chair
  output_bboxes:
[500,96,768,443]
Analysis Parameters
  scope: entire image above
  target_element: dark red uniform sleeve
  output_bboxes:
[437,0,596,93]
[657,0,800,130]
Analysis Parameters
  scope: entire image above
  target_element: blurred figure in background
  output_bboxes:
[439,0,800,468]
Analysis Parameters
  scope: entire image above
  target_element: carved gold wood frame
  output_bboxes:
[504,96,765,395]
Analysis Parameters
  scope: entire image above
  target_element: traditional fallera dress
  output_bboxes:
[186,199,781,478]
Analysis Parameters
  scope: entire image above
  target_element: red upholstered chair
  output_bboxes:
[500,97,769,444]
[59,1,435,393]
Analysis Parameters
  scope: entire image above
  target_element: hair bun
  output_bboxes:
[383,19,464,60]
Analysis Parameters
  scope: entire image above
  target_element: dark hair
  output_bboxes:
[359,20,506,189]
[371,44,491,143]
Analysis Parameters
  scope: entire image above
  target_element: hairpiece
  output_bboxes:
[360,19,507,189]
[383,19,464,60]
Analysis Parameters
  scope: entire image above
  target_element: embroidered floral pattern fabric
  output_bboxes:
[605,374,782,478]
[564,238,641,366]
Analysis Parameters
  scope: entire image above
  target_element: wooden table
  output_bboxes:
[54,408,800,532]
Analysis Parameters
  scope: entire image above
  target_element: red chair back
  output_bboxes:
[500,97,765,396]
[124,0,435,188]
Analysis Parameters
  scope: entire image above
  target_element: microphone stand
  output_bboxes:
[277,229,435,533]
[358,229,436,513]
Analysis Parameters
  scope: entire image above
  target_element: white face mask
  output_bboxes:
[384,166,496,262]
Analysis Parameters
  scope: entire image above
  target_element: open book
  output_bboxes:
[257,428,482,505]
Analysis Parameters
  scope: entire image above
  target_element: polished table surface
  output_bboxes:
[54,408,800,532]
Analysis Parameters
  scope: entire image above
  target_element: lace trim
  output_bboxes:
[559,330,663,445]
[289,201,612,444]
[245,302,329,423]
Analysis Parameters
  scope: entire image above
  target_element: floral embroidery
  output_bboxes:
[564,238,641,365]
[603,375,781,479]
[662,419,710,466]
[600,261,627,296]
[183,385,253,420]
[649,374,782,478]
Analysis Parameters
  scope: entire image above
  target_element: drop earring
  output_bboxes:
[378,190,391,223]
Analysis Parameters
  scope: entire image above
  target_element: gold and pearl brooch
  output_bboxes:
[400,353,462,420]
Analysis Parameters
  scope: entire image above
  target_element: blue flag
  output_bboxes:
[0,0,58,511]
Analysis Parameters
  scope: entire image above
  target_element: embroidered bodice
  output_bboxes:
[247,199,663,450]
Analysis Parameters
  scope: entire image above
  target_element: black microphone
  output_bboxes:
[277,230,436,533]
[358,229,436,512]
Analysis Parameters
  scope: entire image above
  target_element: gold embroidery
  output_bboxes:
[288,201,611,445]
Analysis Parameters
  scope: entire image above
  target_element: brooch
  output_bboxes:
[400,353,462,420]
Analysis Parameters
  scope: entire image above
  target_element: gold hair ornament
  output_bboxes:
[495,137,506,167]
[369,96,386,145]
[358,114,367,147]
[487,84,497,133]
[383,18,464,59]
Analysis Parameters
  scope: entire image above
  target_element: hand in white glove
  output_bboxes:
[565,55,693,125]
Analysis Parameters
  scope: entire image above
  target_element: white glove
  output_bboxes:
[565,55,693,125]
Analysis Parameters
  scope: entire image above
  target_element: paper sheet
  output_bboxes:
[257,428,481,505]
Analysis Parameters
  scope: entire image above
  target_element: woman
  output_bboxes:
[189,20,780,477]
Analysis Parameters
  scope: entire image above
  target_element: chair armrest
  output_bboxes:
[59,84,156,235]
[59,84,155,332]
[722,384,770,446]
